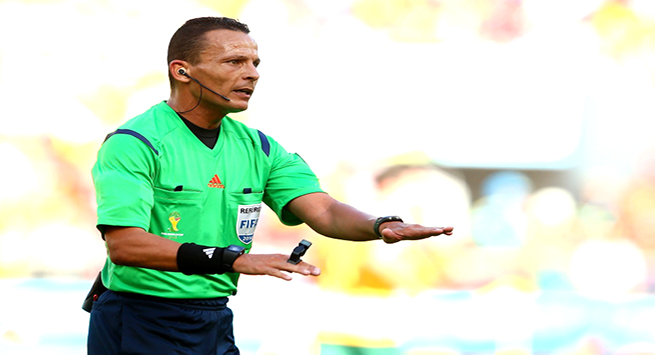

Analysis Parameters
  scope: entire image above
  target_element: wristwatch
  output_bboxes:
[223,244,246,272]
[374,216,404,239]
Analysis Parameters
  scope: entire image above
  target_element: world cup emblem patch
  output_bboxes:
[236,204,261,244]
[161,211,184,238]
[168,211,181,232]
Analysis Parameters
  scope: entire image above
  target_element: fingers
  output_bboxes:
[291,261,321,276]
[268,262,321,281]
[280,258,321,277]
[421,226,455,239]
[381,224,455,242]
[233,253,321,281]
[271,269,294,281]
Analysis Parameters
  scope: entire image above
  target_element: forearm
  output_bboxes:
[104,226,321,280]
[316,201,379,241]
[287,193,379,241]
[287,192,453,244]
[104,226,181,271]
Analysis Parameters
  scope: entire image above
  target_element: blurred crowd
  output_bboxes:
[1,0,655,354]
[5,138,653,302]
[0,0,652,284]
[251,150,655,299]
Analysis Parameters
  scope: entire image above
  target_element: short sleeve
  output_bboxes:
[262,136,323,226]
[92,133,157,233]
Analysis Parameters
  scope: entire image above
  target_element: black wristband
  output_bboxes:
[177,243,229,275]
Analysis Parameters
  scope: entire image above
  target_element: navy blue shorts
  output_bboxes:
[87,290,240,355]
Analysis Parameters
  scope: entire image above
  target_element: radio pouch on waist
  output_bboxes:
[82,272,108,313]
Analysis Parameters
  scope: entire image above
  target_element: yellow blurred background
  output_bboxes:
[2,0,655,354]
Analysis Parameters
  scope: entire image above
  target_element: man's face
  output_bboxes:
[190,29,260,113]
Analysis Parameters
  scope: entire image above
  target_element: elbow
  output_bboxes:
[107,244,132,266]
[105,233,138,266]
[104,226,144,266]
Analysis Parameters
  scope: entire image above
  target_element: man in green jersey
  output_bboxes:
[87,17,454,355]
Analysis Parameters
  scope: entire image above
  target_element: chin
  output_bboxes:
[228,102,250,113]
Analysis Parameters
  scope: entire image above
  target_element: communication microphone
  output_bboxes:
[177,68,231,102]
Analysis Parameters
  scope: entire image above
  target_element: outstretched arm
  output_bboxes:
[104,226,320,280]
[103,192,452,281]
[285,192,453,244]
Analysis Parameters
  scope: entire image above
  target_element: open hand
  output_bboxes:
[232,253,321,281]
[380,223,454,244]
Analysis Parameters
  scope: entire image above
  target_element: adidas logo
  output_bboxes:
[208,174,225,189]
[203,248,216,259]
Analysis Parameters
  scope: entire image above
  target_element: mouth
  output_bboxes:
[233,88,254,97]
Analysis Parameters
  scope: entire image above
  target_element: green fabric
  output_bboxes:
[92,101,323,298]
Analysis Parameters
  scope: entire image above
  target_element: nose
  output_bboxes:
[244,62,260,82]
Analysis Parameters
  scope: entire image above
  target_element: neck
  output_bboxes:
[167,95,225,129]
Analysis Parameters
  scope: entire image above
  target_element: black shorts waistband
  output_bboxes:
[113,290,229,308]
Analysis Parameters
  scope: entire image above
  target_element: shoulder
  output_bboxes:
[221,116,261,138]
[105,102,181,155]
[222,116,275,156]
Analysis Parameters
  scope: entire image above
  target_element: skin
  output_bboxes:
[167,29,261,129]
[105,29,454,281]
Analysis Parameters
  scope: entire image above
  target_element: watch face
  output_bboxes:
[227,245,245,254]
[224,245,245,272]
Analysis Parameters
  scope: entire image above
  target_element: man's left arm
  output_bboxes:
[285,192,453,244]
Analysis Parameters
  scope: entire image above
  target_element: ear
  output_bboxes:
[169,60,191,83]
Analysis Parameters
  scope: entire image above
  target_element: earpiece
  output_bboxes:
[175,67,230,102]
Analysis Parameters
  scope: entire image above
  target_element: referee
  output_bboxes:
[86,16,454,355]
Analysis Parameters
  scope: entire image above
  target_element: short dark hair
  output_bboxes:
[167,17,250,83]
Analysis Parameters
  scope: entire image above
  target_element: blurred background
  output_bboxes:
[1,0,655,354]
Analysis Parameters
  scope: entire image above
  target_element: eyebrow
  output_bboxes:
[225,54,261,65]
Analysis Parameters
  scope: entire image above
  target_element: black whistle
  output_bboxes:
[287,239,312,265]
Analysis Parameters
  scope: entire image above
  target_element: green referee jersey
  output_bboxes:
[92,101,323,298]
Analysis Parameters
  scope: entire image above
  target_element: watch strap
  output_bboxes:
[222,245,245,272]
[374,216,404,239]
